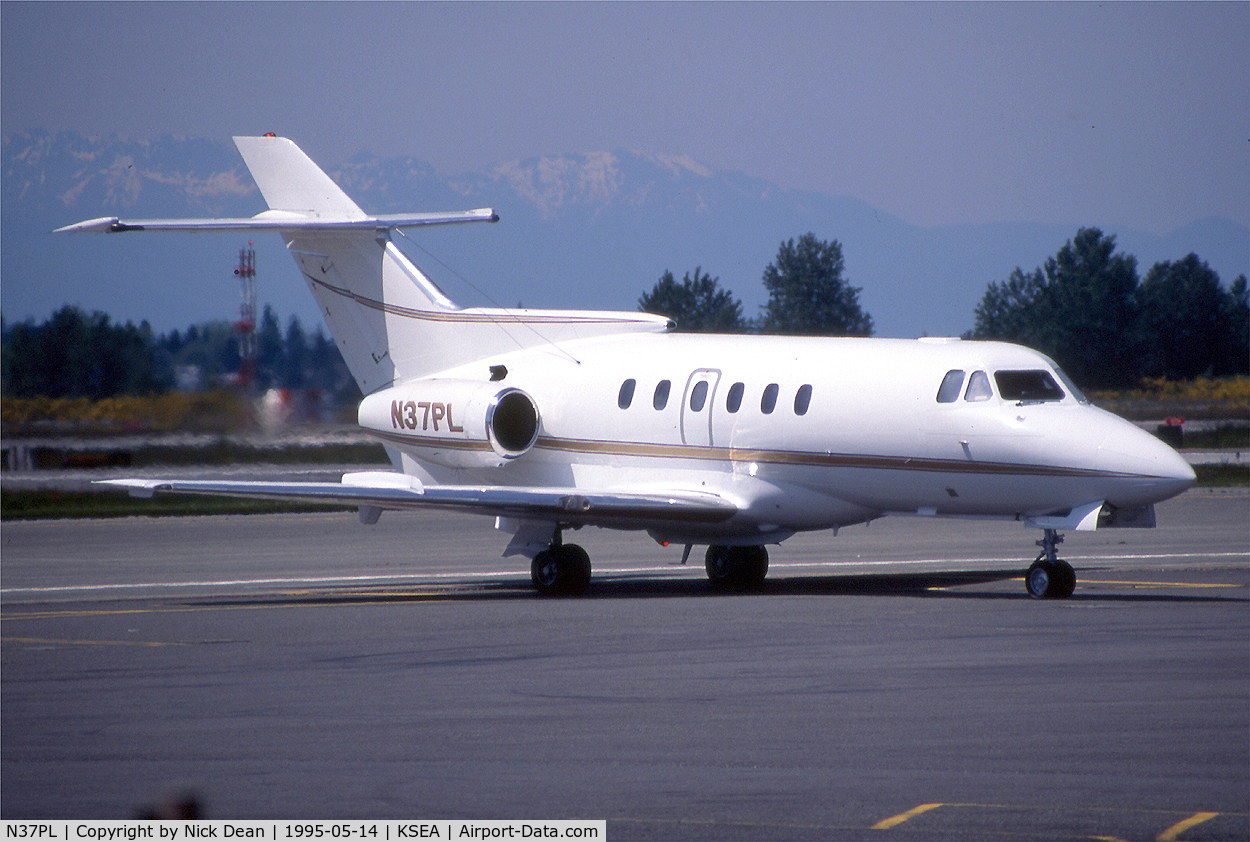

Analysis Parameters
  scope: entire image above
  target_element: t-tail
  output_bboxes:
[59,135,670,393]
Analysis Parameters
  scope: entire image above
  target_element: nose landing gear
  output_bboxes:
[1026,528,1076,599]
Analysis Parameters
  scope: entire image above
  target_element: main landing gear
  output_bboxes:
[530,539,591,596]
[704,545,769,591]
[529,538,772,596]
[1025,528,1076,599]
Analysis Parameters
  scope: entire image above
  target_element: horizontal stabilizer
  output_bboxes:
[56,208,498,234]
[96,476,737,528]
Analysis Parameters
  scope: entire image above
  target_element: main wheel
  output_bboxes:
[531,544,592,596]
[705,545,769,591]
[705,545,735,587]
[738,545,769,590]
[1025,559,1076,599]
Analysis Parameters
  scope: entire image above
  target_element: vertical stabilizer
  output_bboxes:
[233,136,367,220]
[62,136,674,394]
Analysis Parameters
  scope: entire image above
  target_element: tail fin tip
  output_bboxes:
[232,135,366,220]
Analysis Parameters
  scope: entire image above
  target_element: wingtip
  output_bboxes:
[55,217,121,234]
[93,478,161,498]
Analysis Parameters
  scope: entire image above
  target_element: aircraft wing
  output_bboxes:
[97,472,737,528]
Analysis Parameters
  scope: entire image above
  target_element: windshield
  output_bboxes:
[994,370,1065,403]
[1050,366,1089,404]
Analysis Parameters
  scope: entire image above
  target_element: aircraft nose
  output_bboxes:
[1096,420,1196,506]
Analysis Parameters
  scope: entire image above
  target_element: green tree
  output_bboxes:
[971,228,1138,389]
[971,267,1045,341]
[756,233,872,336]
[1135,254,1230,379]
[638,267,746,333]
[255,304,284,390]
[309,326,359,401]
[283,316,309,389]
[1218,274,1249,376]
[1,306,167,398]
[158,321,242,385]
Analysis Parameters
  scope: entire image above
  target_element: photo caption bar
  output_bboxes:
[2,822,606,841]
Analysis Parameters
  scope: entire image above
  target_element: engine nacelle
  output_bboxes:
[358,379,541,469]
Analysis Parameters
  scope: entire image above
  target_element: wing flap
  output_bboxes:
[96,474,736,527]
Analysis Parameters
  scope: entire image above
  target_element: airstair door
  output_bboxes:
[680,369,721,447]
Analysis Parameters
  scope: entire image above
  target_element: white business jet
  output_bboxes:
[60,136,1196,598]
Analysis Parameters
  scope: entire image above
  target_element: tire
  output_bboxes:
[705,545,737,589]
[560,544,592,594]
[531,544,591,596]
[531,550,560,591]
[739,545,769,590]
[1026,559,1075,599]
[706,545,769,591]
[1053,559,1076,599]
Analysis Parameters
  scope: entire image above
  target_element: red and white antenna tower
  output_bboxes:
[233,243,257,387]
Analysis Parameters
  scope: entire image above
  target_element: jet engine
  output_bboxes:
[358,379,541,468]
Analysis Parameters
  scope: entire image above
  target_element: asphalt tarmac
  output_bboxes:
[2,489,1247,840]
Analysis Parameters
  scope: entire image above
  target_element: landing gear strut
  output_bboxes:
[1025,528,1076,599]
[530,532,591,596]
[705,545,769,591]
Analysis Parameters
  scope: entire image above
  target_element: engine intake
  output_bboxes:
[358,379,541,468]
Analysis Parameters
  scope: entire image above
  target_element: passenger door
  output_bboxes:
[680,369,721,446]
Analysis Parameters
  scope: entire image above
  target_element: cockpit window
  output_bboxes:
[1050,365,1089,404]
[994,370,1065,403]
[936,370,965,403]
[964,370,993,402]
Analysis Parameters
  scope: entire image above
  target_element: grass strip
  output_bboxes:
[1193,463,1250,487]
[1,490,350,521]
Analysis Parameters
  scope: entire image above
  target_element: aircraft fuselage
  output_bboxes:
[360,332,1194,545]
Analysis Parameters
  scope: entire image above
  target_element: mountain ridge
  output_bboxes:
[4,130,1246,338]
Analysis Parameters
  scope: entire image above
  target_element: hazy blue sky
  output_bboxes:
[3,1,1247,234]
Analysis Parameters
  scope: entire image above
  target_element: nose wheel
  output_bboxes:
[1026,529,1076,599]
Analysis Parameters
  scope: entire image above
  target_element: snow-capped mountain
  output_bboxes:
[4,130,1247,338]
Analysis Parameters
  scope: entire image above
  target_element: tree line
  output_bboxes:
[2,304,357,401]
[638,233,874,338]
[968,228,1247,388]
[3,226,1246,400]
[639,228,1247,388]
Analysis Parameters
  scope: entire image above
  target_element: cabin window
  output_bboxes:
[964,370,993,402]
[689,380,709,412]
[618,378,636,409]
[761,383,779,414]
[794,384,813,415]
[653,380,671,410]
[995,370,1065,403]
[936,370,965,403]
[726,382,745,413]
